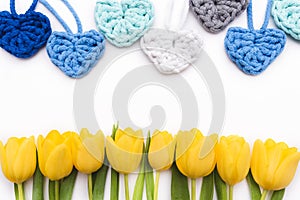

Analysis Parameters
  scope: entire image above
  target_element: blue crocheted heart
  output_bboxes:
[95,0,154,47]
[225,27,286,75]
[46,30,105,78]
[0,11,51,58]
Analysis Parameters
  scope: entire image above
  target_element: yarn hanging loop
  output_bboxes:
[10,0,38,15]
[165,0,189,31]
[247,0,272,31]
[38,0,82,33]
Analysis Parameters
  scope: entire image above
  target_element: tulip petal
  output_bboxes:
[272,151,300,190]
[13,137,36,183]
[45,144,73,180]
[106,137,143,174]
[81,130,105,162]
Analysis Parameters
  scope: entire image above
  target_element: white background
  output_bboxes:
[0,0,300,199]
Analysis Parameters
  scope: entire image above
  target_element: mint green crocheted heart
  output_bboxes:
[95,0,154,47]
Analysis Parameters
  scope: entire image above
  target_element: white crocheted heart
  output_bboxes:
[140,29,203,74]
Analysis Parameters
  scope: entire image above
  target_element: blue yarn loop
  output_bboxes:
[39,0,82,33]
[10,0,38,15]
[0,0,52,58]
[39,0,106,78]
[247,0,272,30]
[224,0,286,76]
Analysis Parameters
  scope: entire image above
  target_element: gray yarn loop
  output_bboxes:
[190,0,249,33]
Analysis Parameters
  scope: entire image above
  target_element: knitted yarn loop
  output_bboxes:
[272,0,300,40]
[224,0,286,75]
[190,0,249,33]
[0,0,51,58]
[95,0,154,47]
[39,0,105,78]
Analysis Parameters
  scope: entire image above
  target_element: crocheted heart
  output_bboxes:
[0,11,51,58]
[140,29,203,74]
[46,30,105,78]
[272,0,300,40]
[190,0,249,33]
[95,0,154,47]
[224,27,286,75]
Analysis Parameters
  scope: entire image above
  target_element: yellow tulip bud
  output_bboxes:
[216,135,250,186]
[0,136,36,183]
[37,130,73,181]
[106,128,144,174]
[176,129,217,179]
[71,129,105,174]
[251,139,300,191]
[148,130,175,171]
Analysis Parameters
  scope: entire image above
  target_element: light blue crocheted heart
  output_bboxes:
[224,0,286,75]
[225,28,286,75]
[95,0,154,47]
[272,0,300,40]
[47,30,105,78]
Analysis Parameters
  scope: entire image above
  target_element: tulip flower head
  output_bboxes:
[71,129,105,174]
[148,130,175,171]
[37,130,73,181]
[216,135,251,186]
[251,139,300,191]
[0,136,36,183]
[106,128,144,174]
[176,129,217,179]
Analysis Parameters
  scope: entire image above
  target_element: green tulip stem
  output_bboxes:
[191,179,196,200]
[124,174,130,200]
[88,174,93,200]
[17,183,24,200]
[260,190,268,200]
[55,181,59,200]
[154,171,161,200]
[229,185,233,200]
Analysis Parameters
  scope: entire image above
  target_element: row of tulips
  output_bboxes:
[0,125,299,200]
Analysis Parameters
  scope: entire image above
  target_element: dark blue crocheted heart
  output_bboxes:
[46,30,105,78]
[224,27,286,75]
[0,11,51,58]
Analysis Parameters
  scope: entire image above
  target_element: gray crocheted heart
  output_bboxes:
[190,0,249,33]
[140,28,203,74]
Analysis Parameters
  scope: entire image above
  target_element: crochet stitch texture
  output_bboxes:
[140,29,203,74]
[95,0,154,47]
[0,0,51,58]
[190,0,249,33]
[40,0,105,78]
[272,0,300,40]
[224,0,286,75]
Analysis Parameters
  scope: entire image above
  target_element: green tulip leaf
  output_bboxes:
[145,131,154,200]
[14,183,19,200]
[60,168,78,200]
[133,147,146,200]
[271,189,285,200]
[110,124,119,200]
[92,163,109,200]
[200,172,214,200]
[214,168,227,200]
[32,154,44,200]
[246,171,261,200]
[49,180,55,200]
[171,164,190,200]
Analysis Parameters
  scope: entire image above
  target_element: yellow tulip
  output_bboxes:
[37,130,73,180]
[176,129,217,179]
[251,139,300,191]
[216,135,250,186]
[0,136,36,183]
[106,128,144,174]
[71,129,105,174]
[148,130,175,171]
